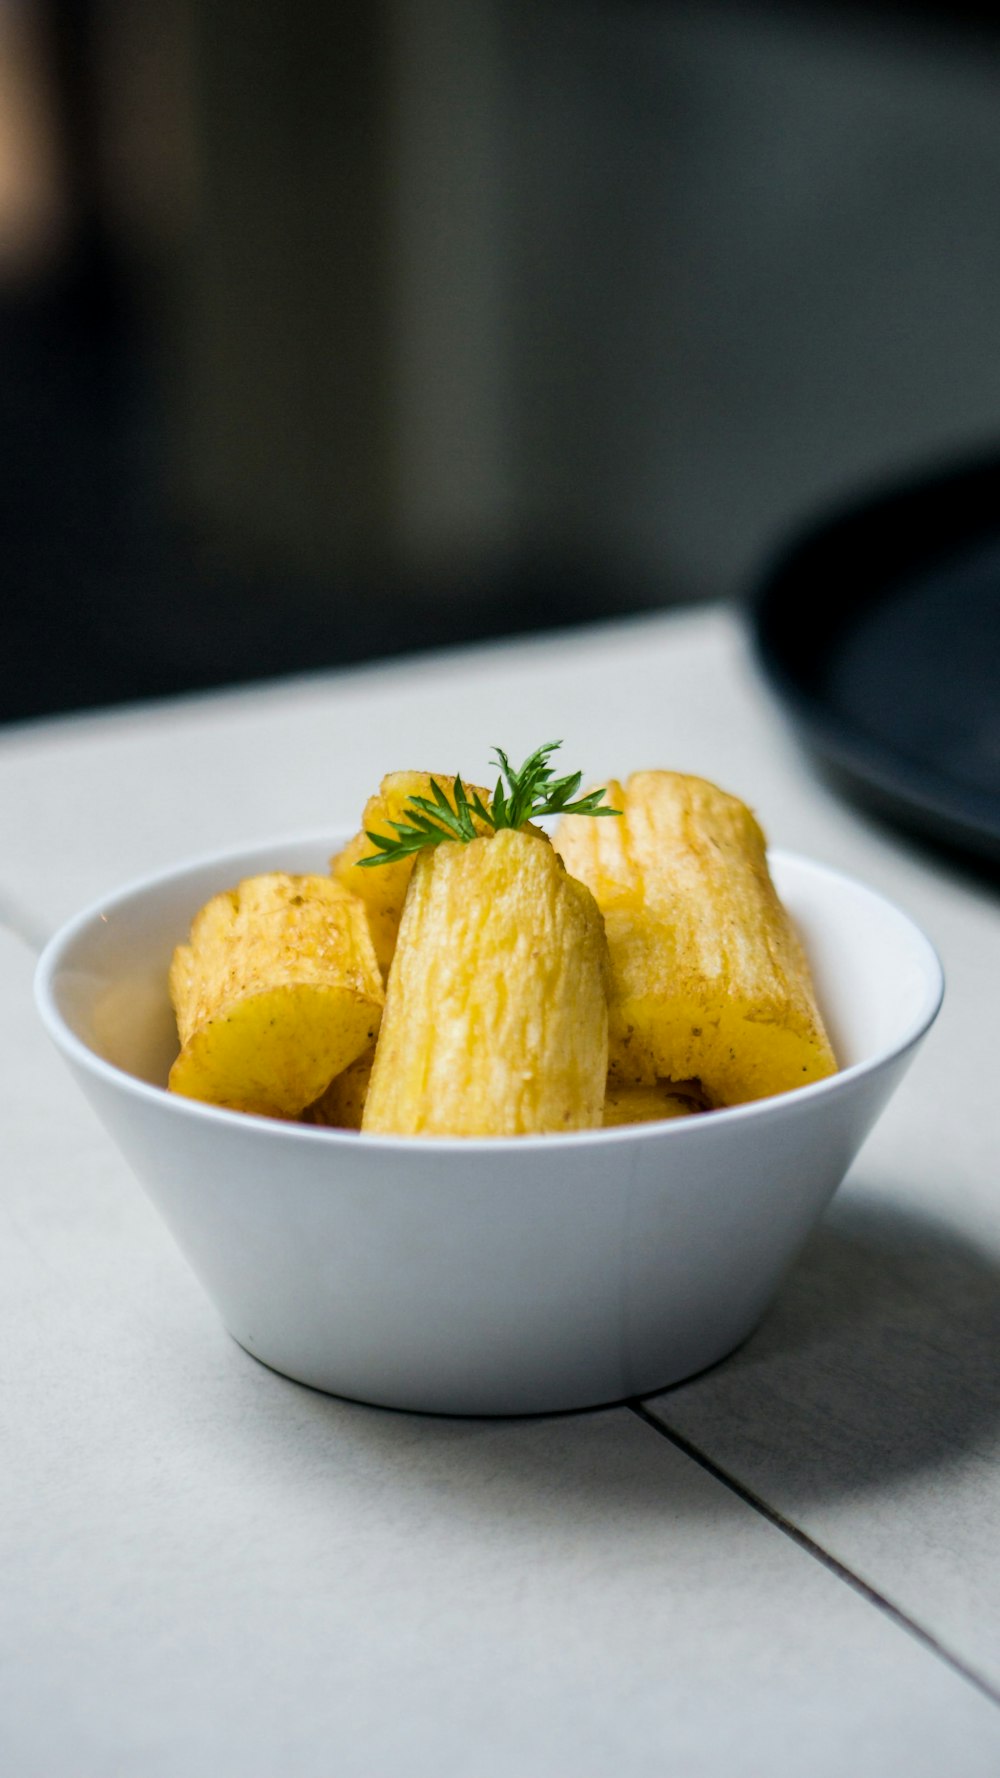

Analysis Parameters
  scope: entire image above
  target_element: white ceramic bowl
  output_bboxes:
[35,836,943,1416]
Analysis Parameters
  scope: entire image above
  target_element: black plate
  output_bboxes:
[748,450,1000,863]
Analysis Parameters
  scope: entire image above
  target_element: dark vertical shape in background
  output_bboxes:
[180,2,395,587]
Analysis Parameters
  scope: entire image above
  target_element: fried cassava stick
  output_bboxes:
[362,827,609,1136]
[353,745,618,1137]
[557,771,836,1105]
[169,873,383,1118]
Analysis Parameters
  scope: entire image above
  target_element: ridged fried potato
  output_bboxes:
[305,1046,375,1130]
[557,772,836,1105]
[602,1081,706,1127]
[169,873,384,1118]
[331,772,494,977]
[362,828,609,1137]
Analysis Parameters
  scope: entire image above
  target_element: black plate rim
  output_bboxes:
[747,448,1000,860]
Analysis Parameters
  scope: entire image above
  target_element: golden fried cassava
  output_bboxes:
[602,1081,706,1126]
[362,828,609,1136]
[169,873,383,1117]
[557,772,836,1105]
[305,1046,375,1130]
[331,772,494,977]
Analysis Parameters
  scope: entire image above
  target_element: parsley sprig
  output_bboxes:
[357,741,620,868]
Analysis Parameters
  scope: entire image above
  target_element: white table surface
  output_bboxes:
[3,605,999,1775]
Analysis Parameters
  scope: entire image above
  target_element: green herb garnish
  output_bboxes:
[357,741,621,868]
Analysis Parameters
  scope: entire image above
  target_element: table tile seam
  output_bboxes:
[629,1401,1000,1711]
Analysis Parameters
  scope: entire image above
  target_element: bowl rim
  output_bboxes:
[34,832,945,1155]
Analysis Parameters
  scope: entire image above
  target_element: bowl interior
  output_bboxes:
[38,838,941,1101]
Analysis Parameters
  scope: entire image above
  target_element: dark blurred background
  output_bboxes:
[3,0,1000,724]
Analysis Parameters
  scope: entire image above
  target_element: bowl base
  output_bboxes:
[226,1325,751,1419]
